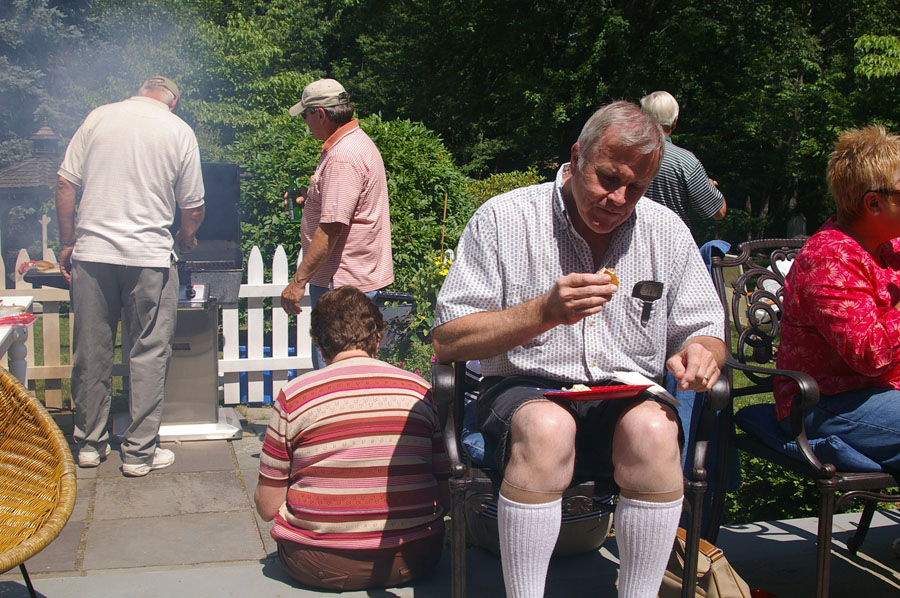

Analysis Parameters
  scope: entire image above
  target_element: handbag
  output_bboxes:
[659,527,752,598]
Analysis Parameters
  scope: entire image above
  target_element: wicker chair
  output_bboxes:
[0,367,77,597]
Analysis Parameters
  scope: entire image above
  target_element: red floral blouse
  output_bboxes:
[774,217,900,420]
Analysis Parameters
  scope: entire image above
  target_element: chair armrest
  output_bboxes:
[432,362,467,477]
[725,356,830,475]
[687,375,731,483]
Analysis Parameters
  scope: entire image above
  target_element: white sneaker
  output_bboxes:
[78,444,111,468]
[121,447,175,477]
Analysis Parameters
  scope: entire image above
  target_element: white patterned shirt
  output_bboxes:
[434,163,724,383]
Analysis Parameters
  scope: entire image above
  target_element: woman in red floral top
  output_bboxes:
[775,125,900,472]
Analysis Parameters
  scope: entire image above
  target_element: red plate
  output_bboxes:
[543,385,651,401]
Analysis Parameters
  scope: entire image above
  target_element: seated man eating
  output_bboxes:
[432,101,726,598]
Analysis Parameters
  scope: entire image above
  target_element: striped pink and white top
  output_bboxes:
[301,120,394,292]
[258,356,449,550]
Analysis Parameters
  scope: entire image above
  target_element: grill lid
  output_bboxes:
[177,240,242,272]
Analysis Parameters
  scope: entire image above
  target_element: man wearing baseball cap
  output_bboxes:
[280,78,394,370]
[56,76,205,477]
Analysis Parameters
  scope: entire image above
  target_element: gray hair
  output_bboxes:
[576,101,665,174]
[640,91,679,129]
[139,83,176,104]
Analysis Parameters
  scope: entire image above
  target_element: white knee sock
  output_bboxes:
[614,495,683,598]
[497,493,562,598]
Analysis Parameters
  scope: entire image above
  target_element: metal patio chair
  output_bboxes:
[433,360,729,598]
[708,238,900,598]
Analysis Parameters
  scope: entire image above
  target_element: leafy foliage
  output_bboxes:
[362,116,475,288]
[466,167,545,209]
[855,35,900,79]
[725,451,818,524]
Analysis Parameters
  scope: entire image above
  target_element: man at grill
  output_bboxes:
[56,76,205,477]
[640,91,727,223]
[433,101,725,598]
[256,286,448,590]
[279,78,394,370]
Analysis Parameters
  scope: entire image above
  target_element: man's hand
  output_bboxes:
[280,280,306,314]
[58,246,74,283]
[666,336,726,391]
[175,228,198,253]
[176,205,204,253]
[543,270,618,326]
[282,188,307,210]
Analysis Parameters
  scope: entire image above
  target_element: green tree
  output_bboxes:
[0,0,82,166]
[855,34,900,79]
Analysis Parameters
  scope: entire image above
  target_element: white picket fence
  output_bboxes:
[2,237,312,408]
[220,245,312,405]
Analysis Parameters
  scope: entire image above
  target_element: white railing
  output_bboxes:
[3,240,312,407]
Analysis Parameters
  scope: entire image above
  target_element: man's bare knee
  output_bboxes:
[614,402,680,465]
[510,400,576,455]
[505,401,576,491]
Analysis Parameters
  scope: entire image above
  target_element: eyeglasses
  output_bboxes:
[868,187,900,197]
[302,107,318,119]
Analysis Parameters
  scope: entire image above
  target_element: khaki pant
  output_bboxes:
[277,531,444,591]
[71,260,178,465]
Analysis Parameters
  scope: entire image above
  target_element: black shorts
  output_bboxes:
[475,375,683,485]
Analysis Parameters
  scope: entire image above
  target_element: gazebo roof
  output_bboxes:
[0,156,59,190]
[0,125,61,191]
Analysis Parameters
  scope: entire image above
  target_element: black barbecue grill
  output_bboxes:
[160,162,244,439]
[173,162,244,307]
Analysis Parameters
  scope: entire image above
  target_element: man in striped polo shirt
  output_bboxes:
[640,91,727,223]
[280,79,393,369]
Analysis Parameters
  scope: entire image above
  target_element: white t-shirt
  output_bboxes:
[58,96,205,267]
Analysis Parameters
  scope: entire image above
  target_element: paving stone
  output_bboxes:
[18,520,83,574]
[92,471,248,520]
[81,511,265,570]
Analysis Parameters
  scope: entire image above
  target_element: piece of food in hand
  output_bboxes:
[597,267,618,286]
[562,383,591,392]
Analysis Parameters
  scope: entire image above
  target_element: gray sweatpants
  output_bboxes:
[70,260,178,465]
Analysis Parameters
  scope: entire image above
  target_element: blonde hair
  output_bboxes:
[827,125,900,223]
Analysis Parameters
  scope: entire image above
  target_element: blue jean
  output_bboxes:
[782,386,900,473]
[308,284,380,370]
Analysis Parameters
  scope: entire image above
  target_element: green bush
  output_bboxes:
[465,167,545,208]
[724,451,819,524]
[381,164,547,381]
[362,115,476,289]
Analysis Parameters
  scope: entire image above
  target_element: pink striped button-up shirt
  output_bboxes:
[301,119,393,292]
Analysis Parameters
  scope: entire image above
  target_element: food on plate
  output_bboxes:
[33,260,56,271]
[598,267,618,286]
[562,383,591,392]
